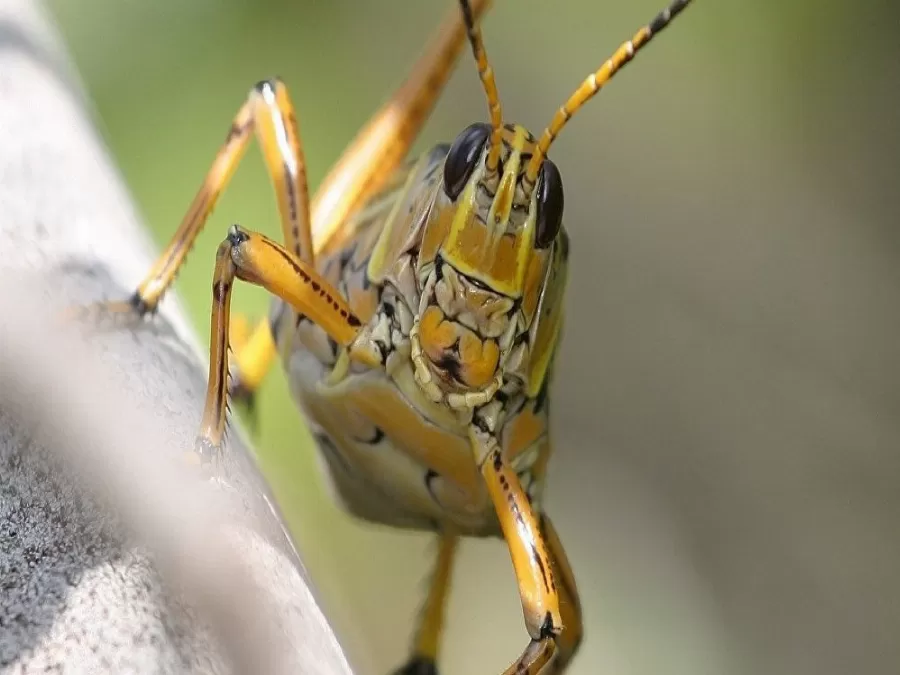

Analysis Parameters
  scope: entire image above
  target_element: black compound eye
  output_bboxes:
[443,122,491,200]
[535,159,564,249]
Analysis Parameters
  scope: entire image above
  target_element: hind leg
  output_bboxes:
[67,78,315,415]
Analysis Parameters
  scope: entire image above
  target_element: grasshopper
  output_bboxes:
[77,1,695,672]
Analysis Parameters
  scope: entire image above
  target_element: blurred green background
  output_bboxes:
[45,1,900,674]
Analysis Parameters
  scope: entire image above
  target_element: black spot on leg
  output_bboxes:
[225,121,249,143]
[273,246,310,281]
[128,291,151,316]
[227,224,249,246]
[531,544,550,594]
[212,280,229,303]
[539,611,556,639]
[284,173,297,220]
[267,245,362,329]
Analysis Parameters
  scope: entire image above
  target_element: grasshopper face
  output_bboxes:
[410,122,565,410]
[403,0,692,412]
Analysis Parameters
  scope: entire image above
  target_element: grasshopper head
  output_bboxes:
[411,121,564,411]
[409,0,694,411]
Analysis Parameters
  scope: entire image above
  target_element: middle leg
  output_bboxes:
[392,533,459,675]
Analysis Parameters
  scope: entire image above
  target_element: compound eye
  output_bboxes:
[443,122,491,200]
[535,159,564,249]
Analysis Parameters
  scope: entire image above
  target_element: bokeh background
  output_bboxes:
[44,1,900,674]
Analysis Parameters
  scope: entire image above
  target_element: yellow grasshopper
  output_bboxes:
[76,1,695,672]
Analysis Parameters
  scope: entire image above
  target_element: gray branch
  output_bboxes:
[0,1,355,673]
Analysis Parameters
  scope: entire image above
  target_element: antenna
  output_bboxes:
[525,0,695,185]
[458,0,504,173]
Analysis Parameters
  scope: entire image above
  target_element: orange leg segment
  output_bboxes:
[539,515,583,674]
[195,224,361,457]
[129,78,316,318]
[472,433,583,674]
[479,445,562,671]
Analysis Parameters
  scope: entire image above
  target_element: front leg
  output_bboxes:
[195,224,364,458]
[470,425,563,674]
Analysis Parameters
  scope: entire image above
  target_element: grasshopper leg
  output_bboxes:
[229,0,496,409]
[391,534,458,675]
[195,225,362,460]
[73,1,494,410]
[472,430,582,674]
[71,78,315,405]
[225,313,276,431]
[537,515,583,673]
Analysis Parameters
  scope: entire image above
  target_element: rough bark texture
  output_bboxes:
[0,1,355,673]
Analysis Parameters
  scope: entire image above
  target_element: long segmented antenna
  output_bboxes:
[458,0,503,173]
[525,0,695,185]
